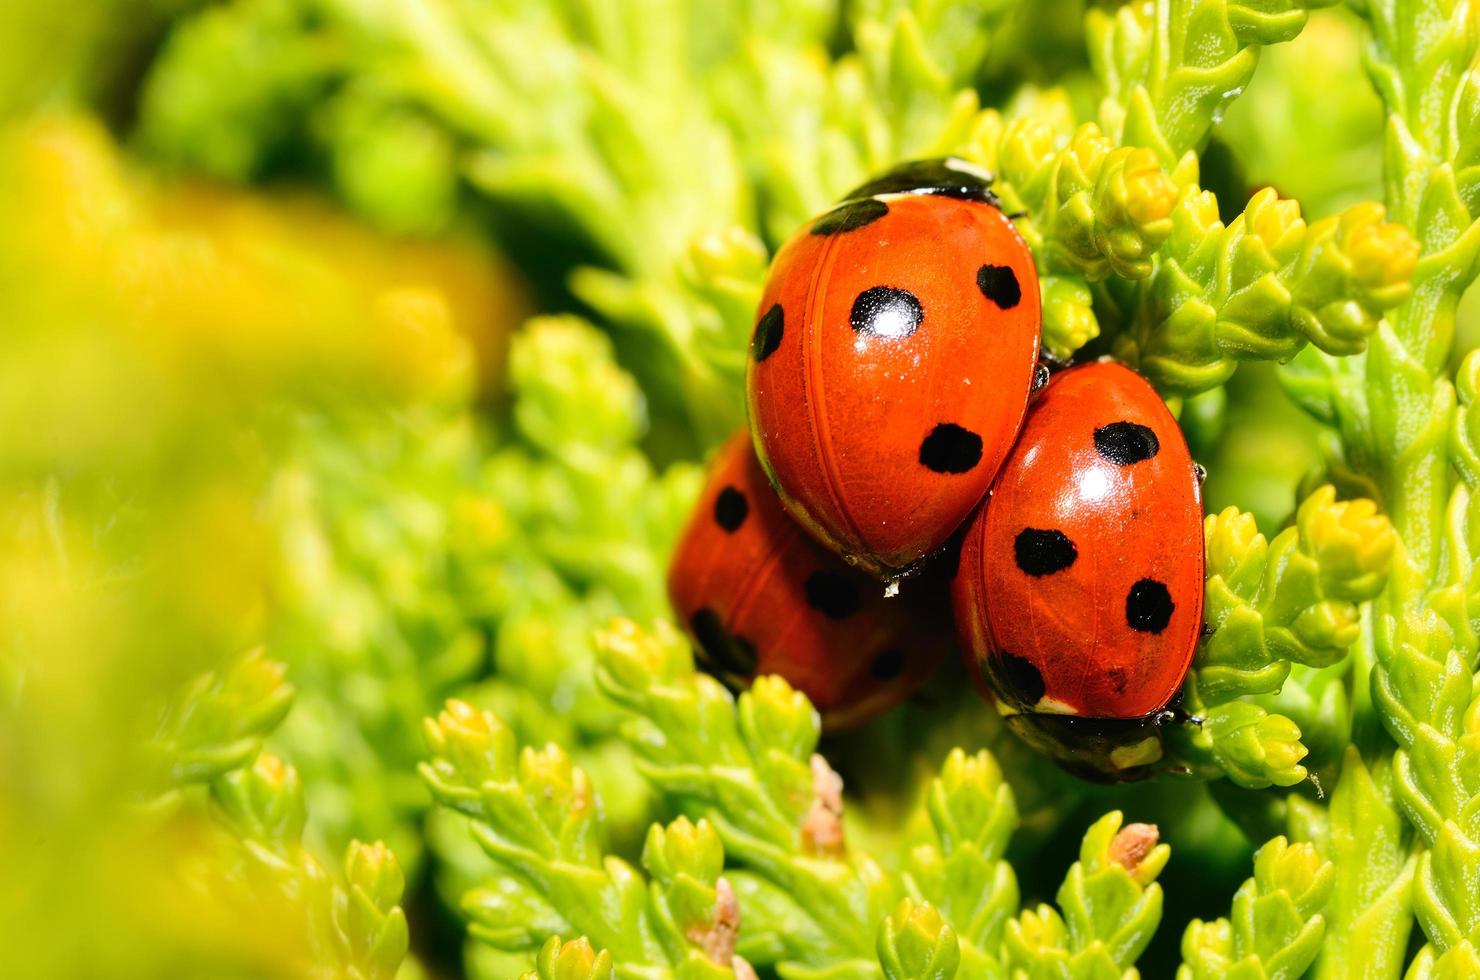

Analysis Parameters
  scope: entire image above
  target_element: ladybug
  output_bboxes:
[953,361,1204,730]
[746,158,1042,581]
[668,430,951,729]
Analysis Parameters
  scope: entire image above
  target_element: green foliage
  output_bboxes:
[1057,1,1417,391]
[420,697,751,976]
[134,0,337,181]
[210,754,411,980]
[1177,837,1333,980]
[523,937,618,980]
[1285,0,1480,974]
[262,313,697,874]
[146,649,410,979]
[1088,0,1338,166]
[902,749,1019,974]
[1200,487,1395,702]
[419,619,1169,978]
[1003,813,1168,979]
[877,899,960,980]
[1218,10,1386,217]
[1111,189,1417,393]
[1287,749,1414,980]
[595,619,890,974]
[1171,485,1395,788]
[144,648,295,799]
[974,109,1180,280]
[953,3,1419,379]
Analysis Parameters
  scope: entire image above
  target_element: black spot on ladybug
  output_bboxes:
[850,286,923,340]
[1125,579,1175,634]
[1094,421,1160,465]
[804,570,861,619]
[1107,666,1128,694]
[690,607,759,677]
[811,198,889,235]
[870,648,906,681]
[1013,528,1078,577]
[843,158,1000,206]
[976,264,1021,309]
[751,303,784,362]
[713,486,748,532]
[997,651,1046,707]
[919,423,983,474]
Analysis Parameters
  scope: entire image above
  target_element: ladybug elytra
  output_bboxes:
[953,361,1205,726]
[746,158,1042,581]
[668,431,952,730]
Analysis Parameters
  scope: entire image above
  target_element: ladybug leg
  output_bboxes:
[1155,699,1204,728]
[1030,363,1051,397]
[1193,462,1208,485]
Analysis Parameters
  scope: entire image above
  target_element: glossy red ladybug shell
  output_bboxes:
[668,431,951,729]
[746,159,1041,580]
[953,361,1204,720]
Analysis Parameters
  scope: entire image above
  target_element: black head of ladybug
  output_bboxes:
[1000,697,1196,783]
[842,157,1001,208]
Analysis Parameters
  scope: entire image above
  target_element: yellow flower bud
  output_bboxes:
[1296,486,1395,601]
[1246,188,1306,260]
[345,840,406,912]
[1341,203,1419,296]
[1205,506,1266,582]
[1000,116,1060,187]
[1119,147,1180,228]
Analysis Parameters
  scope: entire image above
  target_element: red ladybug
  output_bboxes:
[668,430,951,729]
[746,158,1042,581]
[953,361,1204,723]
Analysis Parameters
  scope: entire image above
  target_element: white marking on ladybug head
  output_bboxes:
[1034,695,1078,715]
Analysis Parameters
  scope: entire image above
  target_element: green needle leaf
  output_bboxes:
[1177,837,1334,980]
